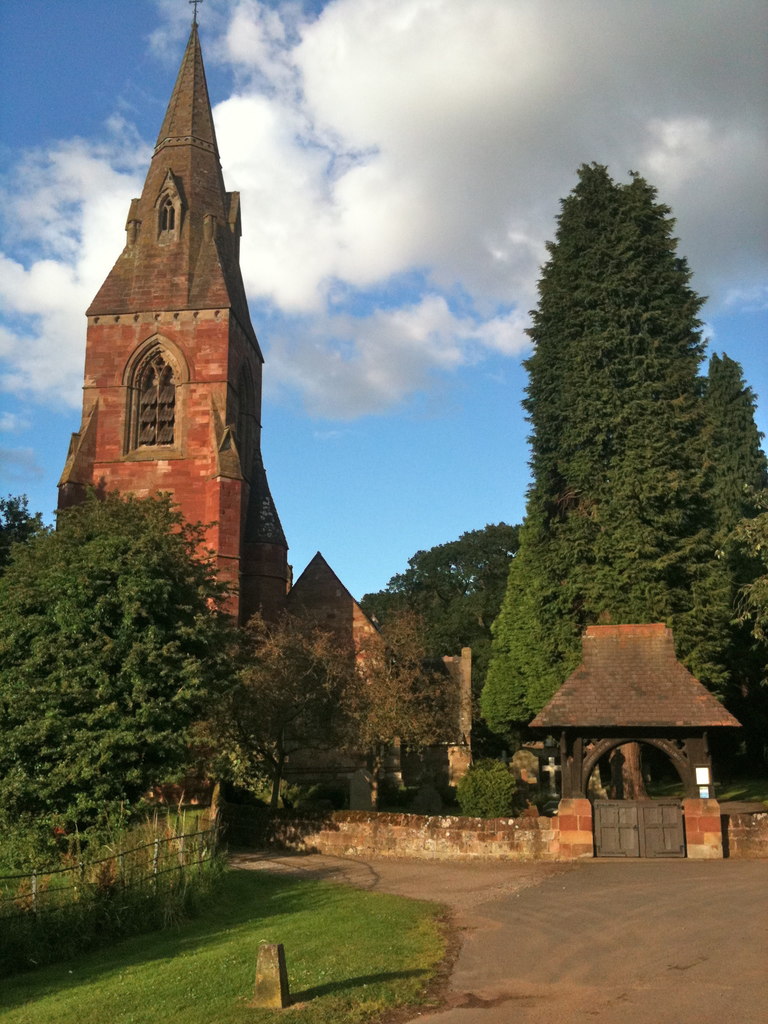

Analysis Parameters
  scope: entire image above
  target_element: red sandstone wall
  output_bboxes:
[725,812,768,858]
[225,807,574,861]
[224,804,768,861]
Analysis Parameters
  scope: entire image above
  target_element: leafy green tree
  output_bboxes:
[351,609,458,789]
[361,523,519,681]
[0,492,235,831]
[483,164,717,736]
[0,494,47,571]
[201,612,353,808]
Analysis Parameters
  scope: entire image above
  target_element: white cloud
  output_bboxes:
[0,411,29,433]
[267,294,530,418]
[0,447,43,482]
[0,0,765,418]
[0,136,143,407]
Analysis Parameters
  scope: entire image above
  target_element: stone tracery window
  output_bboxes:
[135,351,176,447]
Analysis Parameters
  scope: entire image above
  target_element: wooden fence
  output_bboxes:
[0,825,219,919]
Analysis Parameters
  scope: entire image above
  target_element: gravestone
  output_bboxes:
[511,748,540,786]
[349,768,375,811]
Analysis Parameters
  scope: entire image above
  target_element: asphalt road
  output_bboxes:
[231,852,767,1024]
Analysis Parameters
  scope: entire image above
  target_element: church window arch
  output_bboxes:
[155,170,182,243]
[124,338,187,453]
[160,196,176,233]
[136,351,176,446]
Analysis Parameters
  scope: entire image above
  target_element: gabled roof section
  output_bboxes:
[243,453,287,547]
[288,552,378,630]
[530,624,740,729]
[289,552,356,605]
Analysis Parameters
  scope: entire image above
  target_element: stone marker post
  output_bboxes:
[253,942,290,1008]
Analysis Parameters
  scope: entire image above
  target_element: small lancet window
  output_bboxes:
[160,197,176,233]
[136,352,176,446]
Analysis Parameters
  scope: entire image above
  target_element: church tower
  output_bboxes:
[58,22,290,622]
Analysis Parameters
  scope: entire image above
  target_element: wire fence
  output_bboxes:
[0,825,219,920]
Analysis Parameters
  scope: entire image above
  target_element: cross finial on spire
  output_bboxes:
[190,0,203,25]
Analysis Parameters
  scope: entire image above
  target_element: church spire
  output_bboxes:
[87,21,254,333]
[154,22,218,158]
[64,17,289,621]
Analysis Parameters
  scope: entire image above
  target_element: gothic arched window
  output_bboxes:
[155,170,182,243]
[135,351,176,447]
[160,196,176,233]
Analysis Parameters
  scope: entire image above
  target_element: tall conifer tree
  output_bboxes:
[483,164,715,735]
[700,354,768,749]
[704,353,767,535]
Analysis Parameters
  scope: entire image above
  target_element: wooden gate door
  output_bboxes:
[594,800,684,858]
[638,801,685,857]
[594,801,640,856]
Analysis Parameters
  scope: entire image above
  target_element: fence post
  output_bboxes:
[31,870,37,915]
[152,838,160,886]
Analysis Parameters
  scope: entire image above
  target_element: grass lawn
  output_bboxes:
[0,868,446,1024]
[646,775,768,804]
[714,778,768,805]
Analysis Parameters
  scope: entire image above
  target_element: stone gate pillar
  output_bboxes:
[557,798,594,859]
[682,798,723,859]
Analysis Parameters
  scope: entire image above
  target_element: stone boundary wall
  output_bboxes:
[223,804,593,862]
[724,811,768,858]
[224,802,767,861]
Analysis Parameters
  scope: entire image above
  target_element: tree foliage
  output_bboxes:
[0,492,234,829]
[698,355,768,713]
[482,164,760,737]
[361,523,519,682]
[351,610,457,765]
[0,494,47,572]
[456,759,517,818]
[704,354,768,537]
[735,492,768,650]
[201,612,353,807]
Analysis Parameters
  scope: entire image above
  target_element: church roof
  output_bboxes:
[87,24,258,343]
[529,623,740,730]
[243,452,287,547]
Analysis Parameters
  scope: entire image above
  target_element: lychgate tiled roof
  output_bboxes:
[530,624,740,729]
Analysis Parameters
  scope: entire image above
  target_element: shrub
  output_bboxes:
[456,759,517,818]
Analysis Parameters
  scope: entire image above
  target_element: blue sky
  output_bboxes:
[0,0,766,600]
